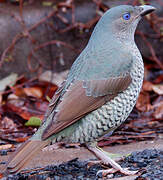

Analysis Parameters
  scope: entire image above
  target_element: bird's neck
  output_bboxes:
[88,32,136,54]
[112,25,137,45]
[88,27,136,51]
[113,31,135,44]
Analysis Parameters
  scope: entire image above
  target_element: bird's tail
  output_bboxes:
[3,140,49,174]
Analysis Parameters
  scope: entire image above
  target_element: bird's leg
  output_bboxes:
[86,142,138,176]
[87,146,128,167]
[97,146,130,161]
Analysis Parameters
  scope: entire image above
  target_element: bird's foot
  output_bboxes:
[97,168,138,178]
[86,143,138,177]
[87,151,130,167]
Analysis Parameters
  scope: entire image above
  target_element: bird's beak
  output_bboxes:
[139,5,156,16]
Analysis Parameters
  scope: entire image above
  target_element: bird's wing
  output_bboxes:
[42,73,131,140]
[42,47,133,140]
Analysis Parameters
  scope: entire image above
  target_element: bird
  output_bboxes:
[3,4,156,177]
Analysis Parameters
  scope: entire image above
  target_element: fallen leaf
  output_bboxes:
[142,81,153,91]
[153,103,163,119]
[24,87,43,98]
[25,116,42,126]
[7,93,19,100]
[152,84,163,95]
[0,73,18,91]
[136,92,152,112]
[39,70,68,86]
[35,101,48,112]
[14,87,26,97]
[0,116,17,130]
[15,137,29,143]
[0,144,14,150]
[154,74,163,84]
[6,101,44,120]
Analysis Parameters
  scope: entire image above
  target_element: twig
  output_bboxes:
[137,31,163,69]
[27,40,79,72]
[0,34,23,68]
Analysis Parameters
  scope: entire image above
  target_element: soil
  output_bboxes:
[2,148,163,180]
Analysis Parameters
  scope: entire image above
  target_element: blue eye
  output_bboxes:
[122,13,131,20]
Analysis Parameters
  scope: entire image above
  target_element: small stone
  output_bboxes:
[96,172,103,178]
[0,161,6,164]
[53,176,60,180]
[7,175,16,180]
[107,174,114,178]
[137,161,147,168]
[0,150,8,156]
[35,174,48,180]
[141,173,148,178]
[76,175,84,180]
[62,175,73,180]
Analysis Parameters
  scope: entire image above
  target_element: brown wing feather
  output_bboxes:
[43,80,66,123]
[84,74,132,97]
[3,140,49,173]
[42,74,131,140]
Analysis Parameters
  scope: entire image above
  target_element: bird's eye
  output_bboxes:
[122,13,131,20]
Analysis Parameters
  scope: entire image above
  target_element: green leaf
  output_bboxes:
[25,117,42,127]
[46,95,51,102]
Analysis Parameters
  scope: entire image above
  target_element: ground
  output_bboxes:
[0,139,163,179]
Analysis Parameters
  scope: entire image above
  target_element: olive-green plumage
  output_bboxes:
[4,4,156,175]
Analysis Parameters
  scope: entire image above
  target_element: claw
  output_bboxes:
[87,144,139,177]
[120,168,138,175]
[97,168,118,176]
[97,167,138,177]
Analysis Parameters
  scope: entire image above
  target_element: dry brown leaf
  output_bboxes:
[142,81,153,91]
[15,137,29,142]
[0,116,17,130]
[14,87,26,97]
[0,144,14,150]
[7,102,44,120]
[152,84,163,95]
[136,92,152,112]
[24,87,43,98]
[153,103,163,119]
[154,74,163,84]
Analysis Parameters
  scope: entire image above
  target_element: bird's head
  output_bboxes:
[90,5,156,44]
